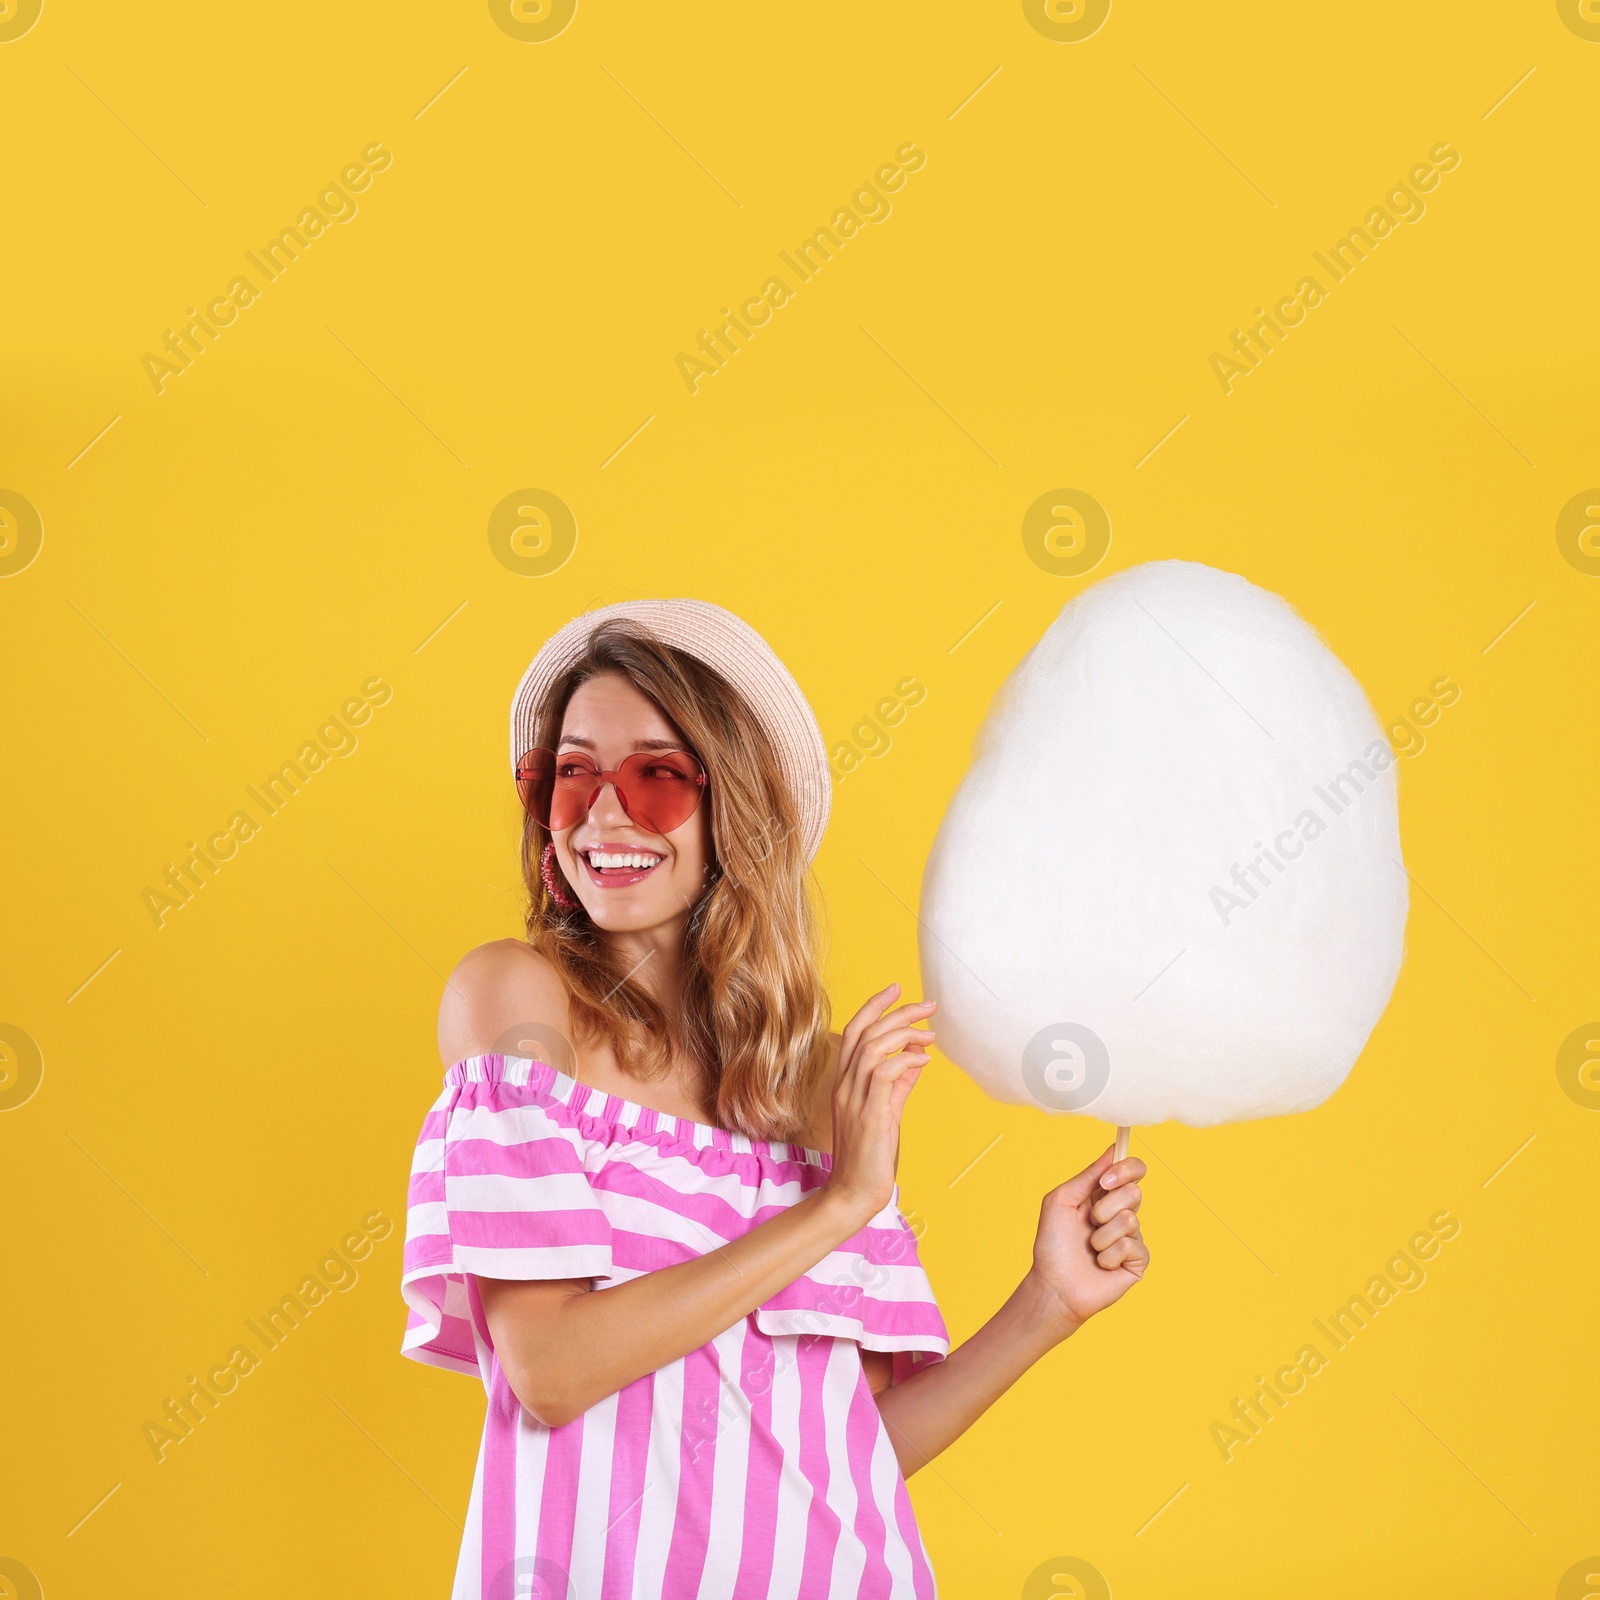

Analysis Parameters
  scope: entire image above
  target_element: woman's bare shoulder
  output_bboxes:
[436,938,573,1069]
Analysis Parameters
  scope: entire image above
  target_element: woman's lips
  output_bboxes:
[578,847,664,888]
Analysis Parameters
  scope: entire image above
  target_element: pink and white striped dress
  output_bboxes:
[401,1053,951,1599]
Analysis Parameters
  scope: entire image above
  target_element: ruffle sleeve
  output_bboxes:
[400,1059,615,1377]
[752,1187,950,1384]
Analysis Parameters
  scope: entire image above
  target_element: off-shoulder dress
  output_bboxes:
[400,1053,951,1599]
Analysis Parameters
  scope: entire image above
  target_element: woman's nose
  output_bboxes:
[587,779,629,824]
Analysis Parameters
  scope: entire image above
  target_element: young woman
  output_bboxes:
[400,600,1149,1599]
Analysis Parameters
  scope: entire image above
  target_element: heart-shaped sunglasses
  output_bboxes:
[515,747,708,836]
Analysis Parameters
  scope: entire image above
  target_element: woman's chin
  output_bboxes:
[577,887,694,936]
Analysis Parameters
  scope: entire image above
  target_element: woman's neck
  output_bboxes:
[592,915,722,1116]
[604,917,687,1010]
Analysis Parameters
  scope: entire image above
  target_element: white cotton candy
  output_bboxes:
[919,560,1407,1128]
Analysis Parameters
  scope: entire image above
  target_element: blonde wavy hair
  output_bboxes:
[519,619,832,1143]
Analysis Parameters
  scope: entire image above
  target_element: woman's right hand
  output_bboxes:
[823,983,936,1230]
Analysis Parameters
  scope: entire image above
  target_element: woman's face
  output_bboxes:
[551,671,713,935]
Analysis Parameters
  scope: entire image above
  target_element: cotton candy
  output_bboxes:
[919,560,1407,1128]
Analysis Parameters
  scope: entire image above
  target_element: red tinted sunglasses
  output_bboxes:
[516,747,708,836]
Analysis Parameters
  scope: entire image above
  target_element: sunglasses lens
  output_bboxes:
[516,749,595,829]
[516,748,706,834]
[548,756,602,832]
[516,749,553,822]
[618,750,706,834]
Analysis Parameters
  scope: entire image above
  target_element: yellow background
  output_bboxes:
[3,1,1597,1596]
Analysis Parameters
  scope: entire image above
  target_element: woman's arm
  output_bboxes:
[875,1146,1148,1477]
[875,1274,1070,1476]
[481,1185,863,1427]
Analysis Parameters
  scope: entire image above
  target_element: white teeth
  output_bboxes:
[588,851,662,870]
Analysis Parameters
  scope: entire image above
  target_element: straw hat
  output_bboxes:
[509,599,832,861]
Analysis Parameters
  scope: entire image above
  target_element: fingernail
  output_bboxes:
[1102,1171,1119,1187]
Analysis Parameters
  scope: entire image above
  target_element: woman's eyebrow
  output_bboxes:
[557,735,681,751]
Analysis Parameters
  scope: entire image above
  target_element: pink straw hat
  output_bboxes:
[509,599,832,861]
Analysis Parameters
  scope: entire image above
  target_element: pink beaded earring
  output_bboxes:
[540,842,579,909]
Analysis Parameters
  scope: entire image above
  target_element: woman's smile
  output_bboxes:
[576,842,667,887]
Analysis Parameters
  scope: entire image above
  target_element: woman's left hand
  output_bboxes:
[1027,1145,1149,1338]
